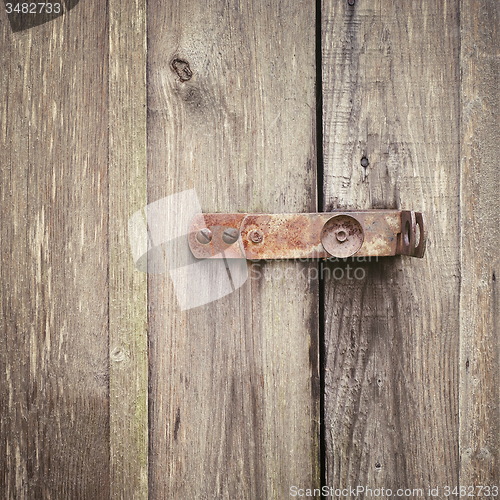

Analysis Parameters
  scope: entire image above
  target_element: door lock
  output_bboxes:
[188,210,426,260]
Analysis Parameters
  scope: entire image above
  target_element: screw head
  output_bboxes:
[249,230,264,244]
[222,227,239,244]
[361,157,369,168]
[196,228,212,244]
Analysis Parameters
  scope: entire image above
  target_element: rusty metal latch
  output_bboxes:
[188,211,426,260]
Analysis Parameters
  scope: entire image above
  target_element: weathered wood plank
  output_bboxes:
[459,0,500,486]
[108,0,148,498]
[0,6,110,498]
[0,16,32,499]
[321,0,460,492]
[147,0,319,497]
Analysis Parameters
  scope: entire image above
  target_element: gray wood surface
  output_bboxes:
[321,0,461,492]
[109,0,148,498]
[2,1,499,497]
[147,0,319,497]
[1,6,111,498]
[1,3,149,498]
[459,0,500,486]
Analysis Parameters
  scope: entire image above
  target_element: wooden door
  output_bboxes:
[1,1,499,499]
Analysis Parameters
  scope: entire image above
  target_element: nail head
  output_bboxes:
[249,230,264,244]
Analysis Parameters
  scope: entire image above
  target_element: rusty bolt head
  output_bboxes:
[321,215,364,258]
[196,228,212,244]
[222,227,239,244]
[335,229,347,243]
[249,230,264,244]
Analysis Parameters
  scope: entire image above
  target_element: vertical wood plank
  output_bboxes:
[459,0,500,485]
[321,0,460,491]
[0,4,110,498]
[108,0,148,498]
[0,17,32,499]
[147,0,319,498]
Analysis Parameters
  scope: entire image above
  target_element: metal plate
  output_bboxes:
[240,214,326,260]
[188,213,246,259]
[188,211,425,260]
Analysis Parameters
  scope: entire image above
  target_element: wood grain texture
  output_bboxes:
[108,0,148,498]
[459,0,500,486]
[147,0,319,497]
[0,4,110,498]
[321,0,460,492]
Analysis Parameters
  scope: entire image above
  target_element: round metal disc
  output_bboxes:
[320,215,364,258]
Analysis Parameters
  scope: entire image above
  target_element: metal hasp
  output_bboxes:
[188,210,426,260]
